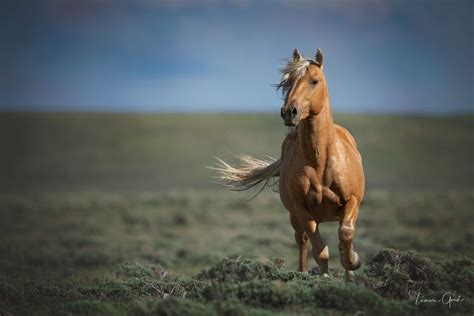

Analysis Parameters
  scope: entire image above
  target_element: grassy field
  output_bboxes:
[0,112,473,315]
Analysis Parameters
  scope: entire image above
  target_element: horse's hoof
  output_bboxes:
[346,252,361,271]
[352,252,361,270]
[345,270,354,282]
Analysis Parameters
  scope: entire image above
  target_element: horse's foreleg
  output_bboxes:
[313,226,329,276]
[290,214,308,272]
[293,207,329,276]
[338,196,361,275]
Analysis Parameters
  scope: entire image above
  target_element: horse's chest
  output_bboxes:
[281,155,310,189]
[280,159,341,222]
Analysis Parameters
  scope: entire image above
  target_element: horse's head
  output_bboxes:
[278,48,327,127]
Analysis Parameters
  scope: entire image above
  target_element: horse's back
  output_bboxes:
[335,125,357,150]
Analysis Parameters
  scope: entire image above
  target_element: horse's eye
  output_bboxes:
[310,79,318,86]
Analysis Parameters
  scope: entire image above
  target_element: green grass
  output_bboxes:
[1,113,472,192]
[0,112,472,315]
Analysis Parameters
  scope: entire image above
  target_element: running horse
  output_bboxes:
[211,48,365,281]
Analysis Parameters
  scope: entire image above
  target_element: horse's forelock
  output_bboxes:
[276,58,316,99]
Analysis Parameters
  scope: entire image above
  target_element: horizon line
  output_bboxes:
[0,108,473,117]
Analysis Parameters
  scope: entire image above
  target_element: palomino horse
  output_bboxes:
[212,48,365,281]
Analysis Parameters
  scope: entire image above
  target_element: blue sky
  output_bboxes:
[1,0,472,113]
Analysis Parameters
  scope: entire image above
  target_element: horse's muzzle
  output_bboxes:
[281,106,298,126]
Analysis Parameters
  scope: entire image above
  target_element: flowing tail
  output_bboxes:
[208,155,281,193]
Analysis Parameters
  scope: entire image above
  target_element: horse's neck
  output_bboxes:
[297,101,336,168]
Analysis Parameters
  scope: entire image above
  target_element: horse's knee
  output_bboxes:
[339,225,355,244]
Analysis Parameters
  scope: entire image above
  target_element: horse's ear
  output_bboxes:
[315,48,323,67]
[293,48,302,62]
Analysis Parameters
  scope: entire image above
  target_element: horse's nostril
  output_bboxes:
[291,107,297,117]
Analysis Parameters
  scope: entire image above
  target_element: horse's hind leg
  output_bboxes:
[290,215,309,272]
[293,207,329,276]
[338,196,361,278]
